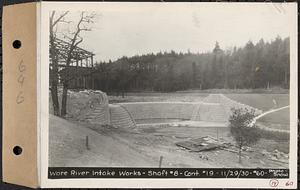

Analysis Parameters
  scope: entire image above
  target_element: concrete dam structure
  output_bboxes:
[117,102,229,124]
[84,92,262,128]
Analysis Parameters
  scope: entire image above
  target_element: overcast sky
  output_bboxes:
[57,3,295,62]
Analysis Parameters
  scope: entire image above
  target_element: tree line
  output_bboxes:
[49,9,289,117]
[92,36,290,93]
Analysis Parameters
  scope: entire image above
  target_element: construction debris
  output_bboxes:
[175,136,227,152]
[259,149,289,164]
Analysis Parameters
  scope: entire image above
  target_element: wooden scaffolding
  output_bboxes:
[50,38,96,89]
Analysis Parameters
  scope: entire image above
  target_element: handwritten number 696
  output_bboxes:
[16,60,26,104]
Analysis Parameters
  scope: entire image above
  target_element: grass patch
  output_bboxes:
[257,128,289,141]
[225,94,289,111]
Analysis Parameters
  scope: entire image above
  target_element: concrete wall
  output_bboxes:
[89,94,262,127]
[115,94,262,124]
[191,103,228,122]
[117,102,230,123]
[118,102,198,120]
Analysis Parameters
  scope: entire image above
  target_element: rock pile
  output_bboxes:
[77,90,110,125]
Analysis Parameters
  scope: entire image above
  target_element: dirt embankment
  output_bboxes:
[49,115,156,167]
[50,114,288,168]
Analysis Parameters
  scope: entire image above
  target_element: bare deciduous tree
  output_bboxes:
[49,11,69,116]
[60,11,96,117]
[49,11,96,117]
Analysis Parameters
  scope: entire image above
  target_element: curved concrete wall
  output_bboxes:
[87,93,262,127]
[118,102,198,121]
[109,104,136,128]
[116,94,262,124]
[117,102,231,123]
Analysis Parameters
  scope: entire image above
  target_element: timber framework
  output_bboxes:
[50,38,96,89]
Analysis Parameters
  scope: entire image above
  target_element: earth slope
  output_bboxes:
[49,115,155,167]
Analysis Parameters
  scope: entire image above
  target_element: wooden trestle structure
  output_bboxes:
[50,38,96,89]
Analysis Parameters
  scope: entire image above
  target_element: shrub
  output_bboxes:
[229,107,261,163]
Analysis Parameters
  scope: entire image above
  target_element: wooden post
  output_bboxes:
[86,135,90,150]
[76,54,79,67]
[238,146,242,163]
[76,54,79,88]
[159,156,163,168]
[91,73,95,90]
[91,55,94,68]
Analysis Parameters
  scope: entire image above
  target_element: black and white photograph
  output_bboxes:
[41,2,297,188]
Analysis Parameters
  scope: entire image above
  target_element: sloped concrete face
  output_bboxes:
[109,104,136,128]
[202,94,262,118]
[112,94,262,125]
[96,94,262,127]
[117,102,230,123]
[191,103,228,122]
[118,102,198,121]
[117,102,229,123]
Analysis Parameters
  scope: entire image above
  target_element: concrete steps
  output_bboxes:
[109,105,136,128]
[85,105,110,125]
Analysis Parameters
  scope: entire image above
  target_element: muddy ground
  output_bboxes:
[50,116,288,168]
[49,91,290,168]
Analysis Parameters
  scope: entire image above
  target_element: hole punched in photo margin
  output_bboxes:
[12,40,21,49]
[13,146,23,155]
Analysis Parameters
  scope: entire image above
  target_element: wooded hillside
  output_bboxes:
[93,36,289,93]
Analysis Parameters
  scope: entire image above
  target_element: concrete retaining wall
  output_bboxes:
[118,102,198,120]
[86,93,262,127]
[115,94,262,124]
[117,102,231,122]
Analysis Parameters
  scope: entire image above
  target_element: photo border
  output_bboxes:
[39,2,298,188]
